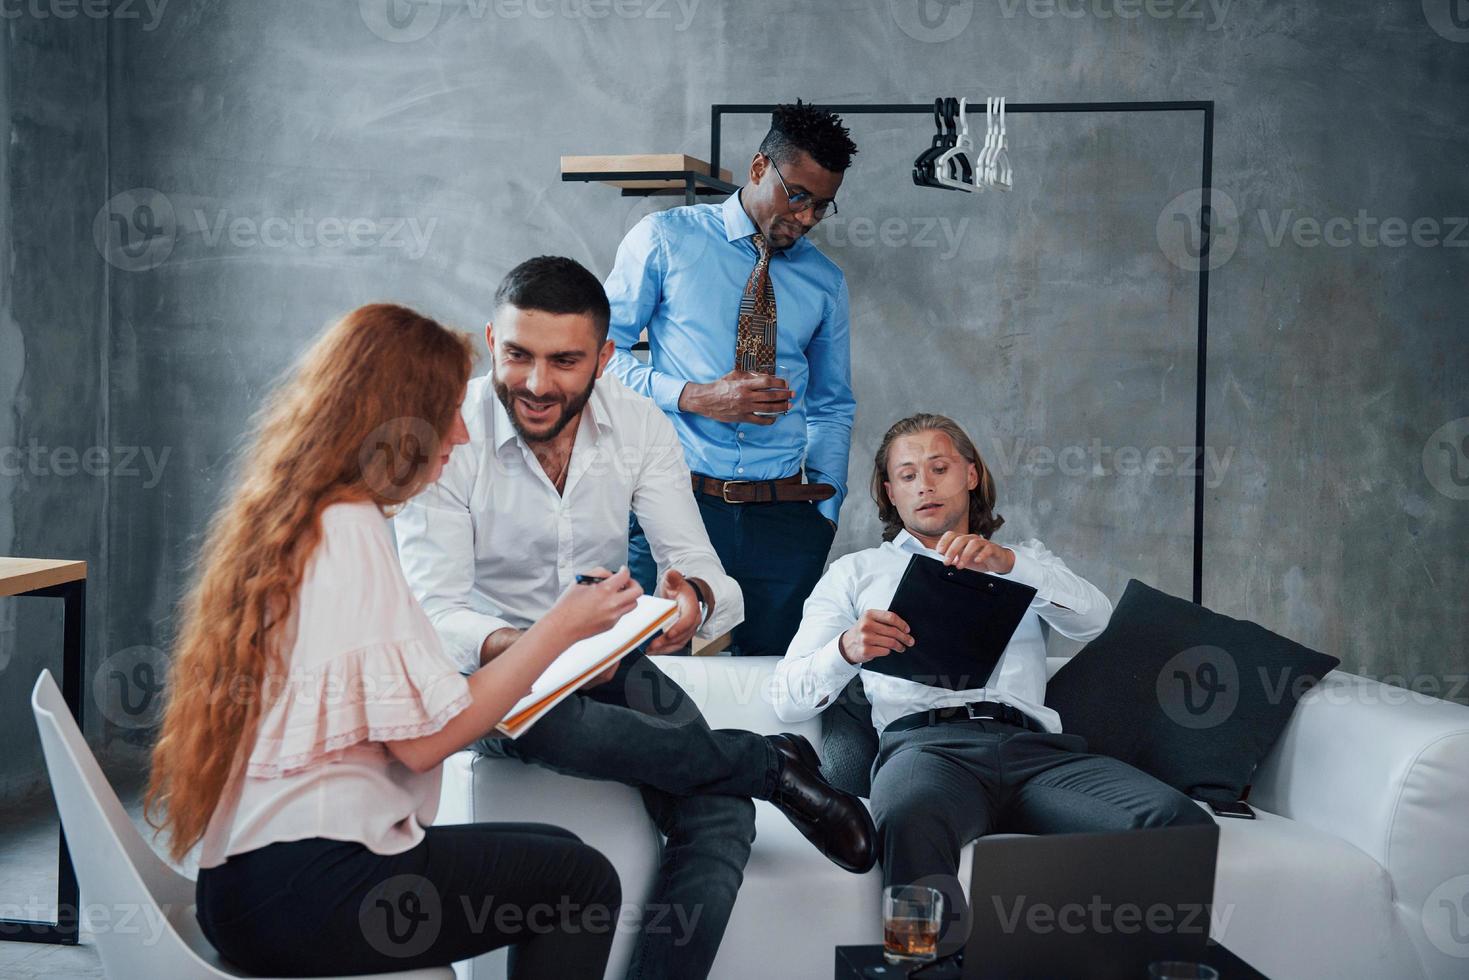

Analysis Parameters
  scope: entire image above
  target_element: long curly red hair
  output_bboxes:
[145,304,474,863]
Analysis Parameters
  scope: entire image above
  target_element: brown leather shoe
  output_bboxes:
[767,733,877,874]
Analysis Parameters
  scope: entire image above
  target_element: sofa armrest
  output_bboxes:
[1250,670,1469,978]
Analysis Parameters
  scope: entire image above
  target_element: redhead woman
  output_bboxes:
[146,304,631,978]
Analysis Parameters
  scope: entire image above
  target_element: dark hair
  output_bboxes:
[493,255,611,341]
[871,413,1005,543]
[759,100,858,174]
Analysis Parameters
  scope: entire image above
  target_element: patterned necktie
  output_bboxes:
[734,233,778,374]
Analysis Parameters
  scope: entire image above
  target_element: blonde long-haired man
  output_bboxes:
[774,413,1212,940]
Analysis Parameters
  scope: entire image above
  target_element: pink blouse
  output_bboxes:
[197,501,473,869]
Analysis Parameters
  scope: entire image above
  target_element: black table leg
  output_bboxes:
[1,578,85,945]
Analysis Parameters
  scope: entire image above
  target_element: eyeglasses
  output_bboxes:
[766,155,838,220]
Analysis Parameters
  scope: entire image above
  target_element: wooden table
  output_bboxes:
[1,558,86,945]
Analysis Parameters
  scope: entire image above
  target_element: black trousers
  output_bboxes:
[195,823,620,978]
[475,649,776,980]
[628,493,835,657]
[870,718,1213,956]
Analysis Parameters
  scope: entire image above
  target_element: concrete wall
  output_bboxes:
[1,12,110,800]
[3,0,1466,800]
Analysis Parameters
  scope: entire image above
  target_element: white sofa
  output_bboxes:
[437,657,1469,980]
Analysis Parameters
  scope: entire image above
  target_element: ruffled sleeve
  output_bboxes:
[247,638,472,778]
[245,501,474,779]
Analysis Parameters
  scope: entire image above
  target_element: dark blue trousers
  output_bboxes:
[629,494,836,657]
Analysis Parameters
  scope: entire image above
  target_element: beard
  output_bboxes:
[492,371,597,445]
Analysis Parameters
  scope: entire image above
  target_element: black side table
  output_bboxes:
[836,942,1271,979]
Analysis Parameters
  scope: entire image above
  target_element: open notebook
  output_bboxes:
[495,594,679,738]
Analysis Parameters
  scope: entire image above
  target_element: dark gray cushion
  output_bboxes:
[1045,579,1339,802]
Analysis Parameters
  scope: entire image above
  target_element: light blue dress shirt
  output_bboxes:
[605,191,856,525]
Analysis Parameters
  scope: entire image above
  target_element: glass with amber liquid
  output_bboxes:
[882,885,943,966]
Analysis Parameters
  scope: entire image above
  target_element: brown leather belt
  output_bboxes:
[691,473,836,504]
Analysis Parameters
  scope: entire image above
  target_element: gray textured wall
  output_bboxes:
[5,0,1468,797]
[1,13,109,800]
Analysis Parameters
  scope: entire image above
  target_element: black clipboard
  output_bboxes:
[863,554,1039,691]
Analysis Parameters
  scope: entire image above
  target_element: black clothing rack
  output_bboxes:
[709,100,1216,605]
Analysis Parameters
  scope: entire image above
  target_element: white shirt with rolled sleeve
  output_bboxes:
[395,373,744,675]
[772,530,1112,735]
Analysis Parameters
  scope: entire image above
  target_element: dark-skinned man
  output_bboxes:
[396,257,875,980]
[606,101,858,657]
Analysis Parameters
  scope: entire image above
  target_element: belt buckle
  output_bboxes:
[720,480,752,503]
[965,703,998,722]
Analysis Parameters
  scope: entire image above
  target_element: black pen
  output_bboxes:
[575,574,606,585]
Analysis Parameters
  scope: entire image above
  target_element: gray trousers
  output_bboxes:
[870,718,1212,889]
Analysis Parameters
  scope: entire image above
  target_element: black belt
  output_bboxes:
[886,701,1046,735]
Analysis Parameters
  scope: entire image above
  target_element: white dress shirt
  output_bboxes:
[773,530,1112,734]
[396,373,744,674]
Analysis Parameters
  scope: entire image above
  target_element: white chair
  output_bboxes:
[30,669,452,980]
